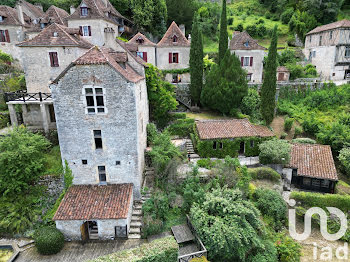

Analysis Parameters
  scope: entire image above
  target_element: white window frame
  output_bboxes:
[98,165,107,185]
[243,56,250,67]
[246,73,252,81]
[82,25,90,36]
[83,86,107,115]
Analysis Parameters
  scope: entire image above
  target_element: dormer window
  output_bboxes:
[40,23,45,29]
[244,41,249,47]
[173,35,178,43]
[136,37,144,44]
[53,32,58,37]
[0,16,3,22]
[81,5,88,16]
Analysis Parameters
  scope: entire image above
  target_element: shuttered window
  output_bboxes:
[169,53,179,64]
[0,30,10,42]
[137,51,147,62]
[80,26,91,36]
[49,52,59,67]
[241,56,253,67]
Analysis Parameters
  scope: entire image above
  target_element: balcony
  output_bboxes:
[4,91,52,103]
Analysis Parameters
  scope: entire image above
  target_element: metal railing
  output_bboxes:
[4,91,52,102]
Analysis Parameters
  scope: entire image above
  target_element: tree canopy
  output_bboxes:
[259,139,291,165]
[218,0,228,63]
[166,0,198,33]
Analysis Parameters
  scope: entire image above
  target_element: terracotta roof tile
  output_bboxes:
[196,119,274,140]
[128,32,156,47]
[157,21,190,47]
[17,23,93,48]
[41,5,69,26]
[230,31,266,51]
[277,66,289,72]
[19,0,44,18]
[0,6,25,26]
[53,184,133,220]
[288,144,338,181]
[306,19,350,35]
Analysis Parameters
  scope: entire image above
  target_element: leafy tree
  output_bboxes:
[189,14,204,106]
[0,127,50,195]
[241,88,261,121]
[201,50,248,115]
[166,0,197,33]
[110,0,132,17]
[277,48,296,66]
[259,139,291,165]
[131,0,167,38]
[288,10,317,40]
[260,26,278,125]
[182,166,205,212]
[145,65,178,128]
[190,187,278,261]
[339,147,350,176]
[218,0,228,63]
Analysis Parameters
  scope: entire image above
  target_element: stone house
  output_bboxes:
[194,119,274,158]
[6,23,92,132]
[229,31,266,84]
[277,66,290,82]
[51,45,148,239]
[67,0,132,46]
[286,143,338,193]
[304,19,350,84]
[126,32,156,65]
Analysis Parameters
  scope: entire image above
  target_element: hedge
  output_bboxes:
[34,226,65,255]
[248,167,281,182]
[290,191,350,212]
[0,112,9,129]
[90,236,178,262]
[291,138,316,144]
[166,118,195,137]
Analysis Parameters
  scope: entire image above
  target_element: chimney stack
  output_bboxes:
[188,34,191,43]
[179,24,185,36]
[16,3,25,25]
[103,27,119,50]
[70,6,76,15]
[34,3,43,12]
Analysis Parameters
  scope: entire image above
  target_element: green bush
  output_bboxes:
[292,138,316,144]
[166,118,195,137]
[90,236,178,262]
[284,117,294,131]
[259,139,291,165]
[336,181,350,195]
[248,167,281,182]
[142,215,164,238]
[280,132,288,139]
[196,158,219,169]
[339,147,350,176]
[147,123,158,145]
[293,126,302,137]
[34,226,65,255]
[143,191,169,220]
[0,112,9,129]
[274,232,302,262]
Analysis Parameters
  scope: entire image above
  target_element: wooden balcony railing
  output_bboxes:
[4,91,52,103]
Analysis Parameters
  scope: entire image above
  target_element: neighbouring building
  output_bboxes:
[286,143,338,193]
[229,31,266,84]
[51,45,148,240]
[6,23,92,132]
[304,19,350,84]
[194,119,275,158]
[126,32,156,65]
[67,0,132,46]
[277,66,290,82]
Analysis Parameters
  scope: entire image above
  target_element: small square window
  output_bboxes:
[219,142,223,149]
[98,166,106,183]
[116,161,121,165]
[82,160,88,165]
[250,141,254,147]
[213,141,217,150]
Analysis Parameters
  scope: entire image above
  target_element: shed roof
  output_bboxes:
[53,184,133,220]
[306,19,350,35]
[229,31,266,51]
[196,119,274,140]
[288,143,338,181]
[157,21,190,47]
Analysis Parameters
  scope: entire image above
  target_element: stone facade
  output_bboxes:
[233,49,265,84]
[0,24,26,61]
[51,63,148,199]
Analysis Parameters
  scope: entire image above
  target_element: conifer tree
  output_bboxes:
[218,0,228,63]
[201,50,248,115]
[189,14,204,106]
[260,26,278,125]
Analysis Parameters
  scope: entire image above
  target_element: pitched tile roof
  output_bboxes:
[157,21,190,47]
[0,5,26,26]
[196,119,274,140]
[229,31,266,51]
[18,0,44,18]
[53,184,133,220]
[306,19,350,35]
[277,66,289,72]
[288,144,338,181]
[41,5,69,26]
[67,0,126,25]
[17,23,93,48]
[115,38,148,66]
[128,32,156,47]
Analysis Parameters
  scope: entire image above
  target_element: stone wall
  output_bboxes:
[137,46,156,66]
[51,64,148,199]
[156,46,190,70]
[0,25,26,62]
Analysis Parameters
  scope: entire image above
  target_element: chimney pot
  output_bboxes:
[179,24,185,36]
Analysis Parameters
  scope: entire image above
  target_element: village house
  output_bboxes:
[229,31,266,84]
[126,32,156,65]
[6,23,92,132]
[277,66,290,82]
[304,19,350,84]
[286,143,338,193]
[51,45,148,240]
[194,119,274,158]
[67,0,132,47]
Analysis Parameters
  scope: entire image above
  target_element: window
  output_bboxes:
[84,87,105,114]
[49,52,59,67]
[330,31,333,40]
[0,16,3,22]
[93,130,103,149]
[312,51,316,58]
[319,35,322,46]
[137,51,147,62]
[321,179,330,188]
[82,160,88,165]
[173,35,178,43]
[116,161,121,165]
[81,7,88,16]
[136,37,144,44]
[53,32,58,37]
[169,52,179,63]
[312,179,321,187]
[303,177,311,186]
[172,74,181,83]
[98,166,106,184]
[250,140,254,147]
[0,30,10,43]
[309,35,312,43]
[246,73,252,81]
[80,26,91,36]
[345,47,350,57]
[244,41,249,47]
[213,141,217,150]
[219,142,223,149]
[40,23,45,29]
[241,56,253,67]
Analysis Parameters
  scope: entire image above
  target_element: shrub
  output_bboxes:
[336,181,350,195]
[248,167,281,182]
[91,236,178,262]
[339,147,350,176]
[228,17,233,25]
[294,126,302,137]
[142,191,169,220]
[280,132,288,139]
[182,167,205,212]
[241,88,261,120]
[196,158,218,169]
[142,215,163,238]
[280,8,294,24]
[147,123,158,145]
[0,112,9,129]
[254,188,287,230]
[235,23,243,32]
[246,24,257,37]
[166,118,195,137]
[292,138,316,144]
[284,117,294,131]
[259,139,291,165]
[274,232,302,262]
[34,226,65,255]
[248,183,256,199]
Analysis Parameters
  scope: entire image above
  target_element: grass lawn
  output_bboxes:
[186,110,229,120]
[42,145,63,177]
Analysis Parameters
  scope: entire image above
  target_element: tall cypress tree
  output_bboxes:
[218,0,228,63]
[260,26,278,125]
[189,14,204,106]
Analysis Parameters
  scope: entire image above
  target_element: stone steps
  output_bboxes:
[132,209,142,216]
[131,221,142,227]
[129,200,143,240]
[131,215,142,222]
[129,234,141,239]
[129,227,141,234]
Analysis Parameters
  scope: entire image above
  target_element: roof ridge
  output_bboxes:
[6,5,20,25]
[56,23,80,45]
[51,5,65,25]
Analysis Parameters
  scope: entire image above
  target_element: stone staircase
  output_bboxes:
[129,200,143,239]
[186,140,200,160]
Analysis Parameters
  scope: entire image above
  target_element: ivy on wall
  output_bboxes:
[161,68,190,75]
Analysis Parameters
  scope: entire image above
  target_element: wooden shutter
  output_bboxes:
[88,26,91,36]
[175,53,179,63]
[143,52,147,62]
[79,26,83,36]
[250,57,253,66]
[169,53,172,64]
[53,52,59,67]
[241,57,244,66]
[49,52,54,67]
[5,30,10,43]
